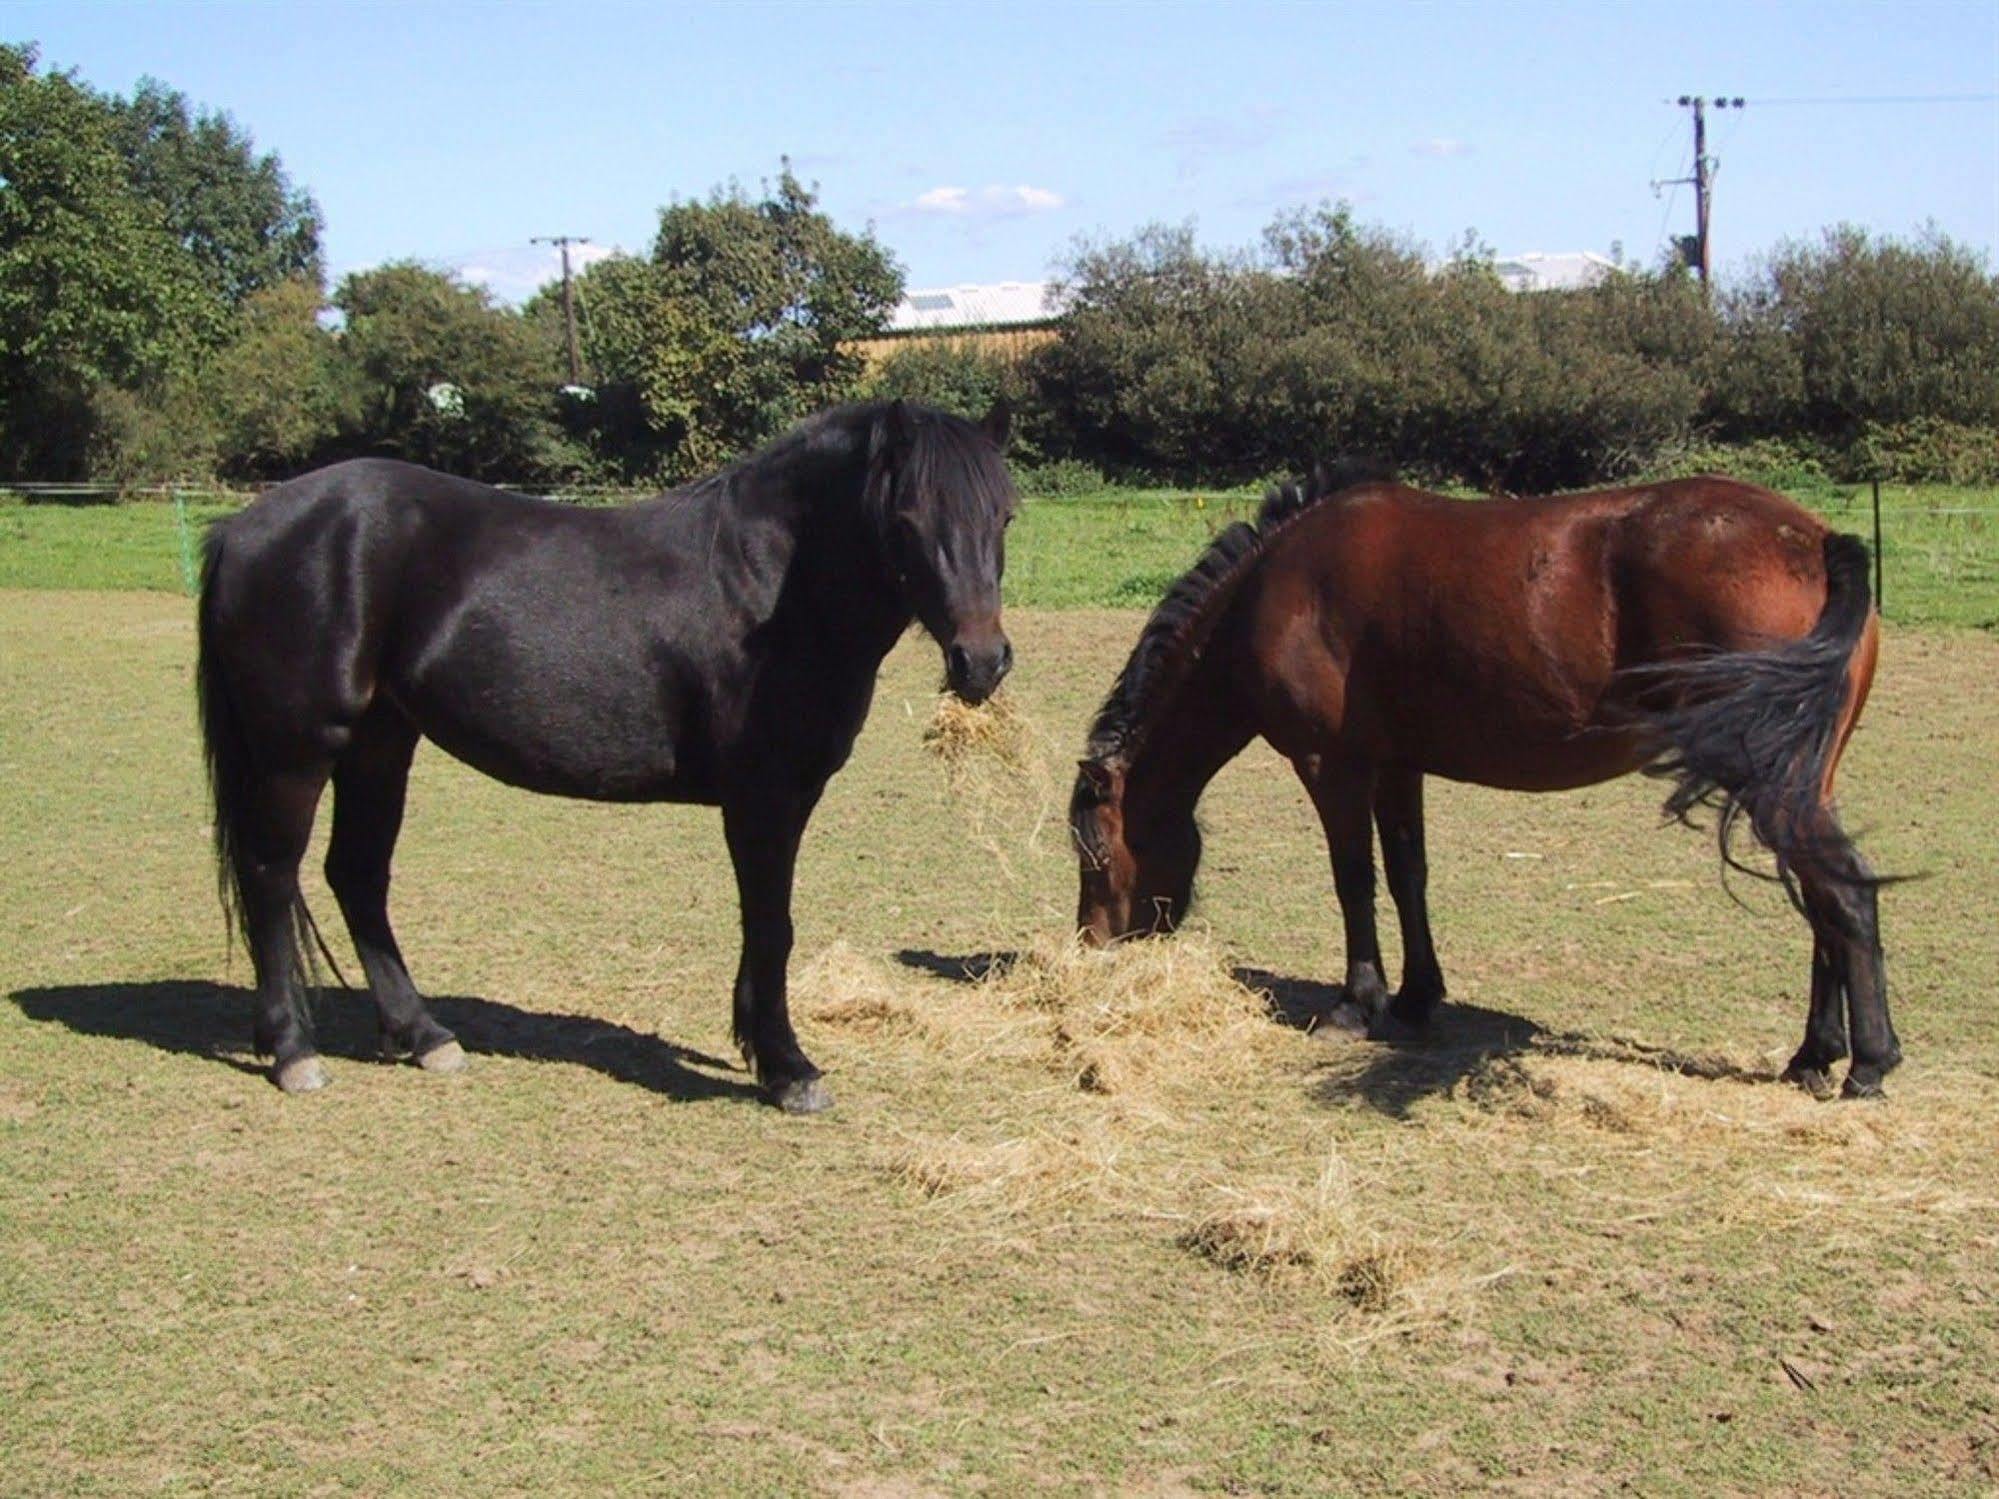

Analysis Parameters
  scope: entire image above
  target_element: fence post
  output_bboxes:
[1870,478,1883,616]
[173,487,199,597]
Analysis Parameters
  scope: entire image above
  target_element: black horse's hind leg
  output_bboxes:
[1793,811,1899,1099]
[1299,757,1390,1033]
[1375,767,1446,1032]
[237,768,332,1092]
[1781,935,1848,1099]
[722,785,829,1114]
[324,708,463,1074]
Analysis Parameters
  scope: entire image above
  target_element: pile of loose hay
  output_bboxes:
[980,931,1279,1097]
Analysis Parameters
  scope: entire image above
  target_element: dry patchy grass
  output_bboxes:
[3,595,1997,1494]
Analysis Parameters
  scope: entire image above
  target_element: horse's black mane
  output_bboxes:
[1081,458,1394,766]
[668,401,1013,532]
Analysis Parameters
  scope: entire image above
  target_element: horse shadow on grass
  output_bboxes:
[896,950,1779,1120]
[6,980,759,1103]
[1242,967,1785,1119]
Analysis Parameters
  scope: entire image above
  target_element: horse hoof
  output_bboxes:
[1783,1065,1839,1101]
[1316,1000,1372,1037]
[770,1076,834,1115]
[273,1056,330,1094]
[417,1040,468,1075]
[1841,1073,1888,1102]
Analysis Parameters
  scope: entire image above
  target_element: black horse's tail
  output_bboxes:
[197,528,332,1018]
[1628,532,1878,904]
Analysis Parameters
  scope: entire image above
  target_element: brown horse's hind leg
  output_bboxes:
[1375,767,1446,1031]
[1787,611,1885,1098]
[1297,757,1390,1033]
[1793,809,1899,1098]
[324,707,463,1074]
[1782,936,1847,1099]
[236,767,332,1092]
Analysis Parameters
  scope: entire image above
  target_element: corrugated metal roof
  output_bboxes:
[887,281,1060,333]
[1490,251,1618,293]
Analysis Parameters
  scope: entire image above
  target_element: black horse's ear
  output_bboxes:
[874,398,916,462]
[1076,758,1114,798]
[980,397,1012,450]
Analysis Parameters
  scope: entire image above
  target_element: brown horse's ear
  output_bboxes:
[1076,758,1114,798]
[981,397,1012,450]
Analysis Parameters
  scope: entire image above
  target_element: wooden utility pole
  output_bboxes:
[1657,96,1743,289]
[531,234,588,384]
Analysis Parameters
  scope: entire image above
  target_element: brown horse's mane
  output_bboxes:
[1082,459,1394,766]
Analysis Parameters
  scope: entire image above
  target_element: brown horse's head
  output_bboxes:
[1070,756,1201,944]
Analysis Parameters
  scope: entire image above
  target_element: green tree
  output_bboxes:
[335,262,573,481]
[0,44,206,477]
[106,77,322,319]
[542,163,902,478]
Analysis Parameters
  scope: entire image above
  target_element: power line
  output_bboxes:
[1748,92,1999,107]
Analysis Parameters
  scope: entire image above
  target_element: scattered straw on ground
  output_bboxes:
[795,942,934,1036]
[1177,1153,1506,1353]
[884,1129,1134,1218]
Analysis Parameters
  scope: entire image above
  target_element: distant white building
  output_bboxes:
[886,282,1062,334]
[1488,251,1619,293]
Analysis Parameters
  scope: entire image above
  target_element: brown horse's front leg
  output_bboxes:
[1375,766,1446,1032]
[721,788,830,1114]
[1299,757,1389,1033]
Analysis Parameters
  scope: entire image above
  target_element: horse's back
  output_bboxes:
[1241,476,1840,788]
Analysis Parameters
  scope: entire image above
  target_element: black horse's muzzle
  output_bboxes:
[945,635,1013,704]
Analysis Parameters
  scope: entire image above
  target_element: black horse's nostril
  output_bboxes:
[998,639,1014,678]
[948,644,973,683]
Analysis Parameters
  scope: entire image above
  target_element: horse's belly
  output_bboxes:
[1407,716,1646,792]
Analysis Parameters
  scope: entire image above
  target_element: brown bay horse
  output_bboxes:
[1071,472,1897,1099]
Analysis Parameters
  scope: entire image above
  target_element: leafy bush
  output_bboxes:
[1011,458,1109,498]
[1846,419,1999,485]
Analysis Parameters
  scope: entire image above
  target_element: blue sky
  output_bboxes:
[15,1,1998,301]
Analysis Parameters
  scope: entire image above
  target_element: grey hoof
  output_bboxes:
[1784,1065,1839,1101]
[273,1055,330,1094]
[770,1075,833,1115]
[1841,1072,1887,1101]
[416,1040,468,1075]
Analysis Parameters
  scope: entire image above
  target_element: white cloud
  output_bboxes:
[1412,136,1473,159]
[908,183,1065,218]
[915,185,972,213]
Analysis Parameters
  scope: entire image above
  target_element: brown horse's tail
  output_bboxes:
[196,528,337,1009]
[1628,532,1881,905]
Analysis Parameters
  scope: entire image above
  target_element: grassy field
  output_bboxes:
[2,574,1996,1492]
[3,477,1995,627]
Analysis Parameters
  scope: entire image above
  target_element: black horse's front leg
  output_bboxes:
[721,789,830,1114]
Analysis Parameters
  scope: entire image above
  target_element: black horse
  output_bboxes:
[197,399,1015,1112]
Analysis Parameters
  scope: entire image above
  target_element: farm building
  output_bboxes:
[1487,250,1619,292]
[850,281,1064,366]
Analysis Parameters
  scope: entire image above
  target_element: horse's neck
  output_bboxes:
[1122,651,1259,837]
[658,452,898,637]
